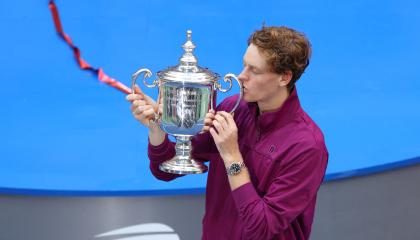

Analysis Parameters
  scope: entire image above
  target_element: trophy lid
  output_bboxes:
[157,30,220,84]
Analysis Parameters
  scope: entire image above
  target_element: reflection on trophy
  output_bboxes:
[131,30,243,174]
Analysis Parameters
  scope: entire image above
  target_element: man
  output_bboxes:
[127,26,328,240]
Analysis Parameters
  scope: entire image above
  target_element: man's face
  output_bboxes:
[238,44,284,104]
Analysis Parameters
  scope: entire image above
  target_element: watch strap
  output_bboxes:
[226,162,246,176]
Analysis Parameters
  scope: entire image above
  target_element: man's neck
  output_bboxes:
[258,87,290,114]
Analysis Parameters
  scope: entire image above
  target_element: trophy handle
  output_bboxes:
[131,68,161,124]
[131,68,156,91]
[216,73,243,114]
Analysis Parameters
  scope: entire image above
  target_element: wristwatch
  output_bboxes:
[226,162,246,176]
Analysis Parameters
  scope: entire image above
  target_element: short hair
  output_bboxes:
[248,26,312,91]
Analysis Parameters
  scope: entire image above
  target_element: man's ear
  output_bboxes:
[278,70,293,87]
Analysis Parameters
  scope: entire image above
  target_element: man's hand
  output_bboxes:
[200,109,216,133]
[209,111,241,163]
[126,86,162,130]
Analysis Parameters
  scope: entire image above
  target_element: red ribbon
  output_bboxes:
[48,0,132,94]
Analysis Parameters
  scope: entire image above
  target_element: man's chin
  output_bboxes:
[242,95,254,102]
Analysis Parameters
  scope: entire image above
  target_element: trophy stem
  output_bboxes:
[159,136,208,174]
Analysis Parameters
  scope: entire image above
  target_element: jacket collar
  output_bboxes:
[247,87,301,133]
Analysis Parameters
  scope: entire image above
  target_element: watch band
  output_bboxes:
[226,162,246,176]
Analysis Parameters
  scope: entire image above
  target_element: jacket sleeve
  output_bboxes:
[147,134,181,181]
[231,147,328,239]
[148,132,216,182]
[191,131,217,162]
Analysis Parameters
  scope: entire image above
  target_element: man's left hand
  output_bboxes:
[209,111,241,163]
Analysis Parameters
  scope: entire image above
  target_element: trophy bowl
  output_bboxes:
[131,30,242,174]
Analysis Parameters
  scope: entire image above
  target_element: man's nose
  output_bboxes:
[238,69,247,83]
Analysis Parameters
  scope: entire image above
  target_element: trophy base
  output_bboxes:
[159,157,208,175]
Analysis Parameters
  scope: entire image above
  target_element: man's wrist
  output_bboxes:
[149,124,163,134]
[148,125,166,146]
[226,161,246,176]
[222,150,243,167]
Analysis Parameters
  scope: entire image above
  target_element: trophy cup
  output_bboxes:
[131,30,242,174]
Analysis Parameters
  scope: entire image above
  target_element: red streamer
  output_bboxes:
[48,0,132,94]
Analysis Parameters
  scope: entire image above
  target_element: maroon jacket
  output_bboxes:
[148,88,328,239]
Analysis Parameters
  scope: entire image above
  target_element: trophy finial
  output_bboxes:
[182,29,196,53]
[187,30,192,41]
[179,30,198,71]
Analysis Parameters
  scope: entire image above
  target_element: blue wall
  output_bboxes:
[0,0,419,194]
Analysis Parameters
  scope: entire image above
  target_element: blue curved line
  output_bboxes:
[324,156,420,181]
[1,156,419,196]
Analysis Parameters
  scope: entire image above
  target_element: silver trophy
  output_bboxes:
[131,30,242,174]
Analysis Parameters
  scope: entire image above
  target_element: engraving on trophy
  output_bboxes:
[162,84,210,136]
[176,87,195,129]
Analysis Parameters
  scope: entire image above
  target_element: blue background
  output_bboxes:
[0,0,419,195]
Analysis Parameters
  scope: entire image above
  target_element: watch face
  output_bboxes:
[230,163,241,175]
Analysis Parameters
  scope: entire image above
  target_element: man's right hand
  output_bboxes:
[126,86,161,130]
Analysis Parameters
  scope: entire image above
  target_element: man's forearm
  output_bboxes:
[148,125,166,146]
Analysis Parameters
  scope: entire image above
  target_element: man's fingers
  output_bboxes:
[200,125,210,133]
[216,111,232,119]
[134,85,144,94]
[143,94,159,108]
[206,111,215,119]
[212,119,225,133]
[204,112,215,126]
[131,100,148,111]
[133,100,147,107]
[158,103,163,114]
[128,85,157,107]
[217,111,235,125]
[133,105,150,115]
[214,114,228,129]
[131,100,145,111]
[204,118,213,126]
[134,107,156,124]
[209,127,220,142]
[142,108,157,119]
[126,93,144,102]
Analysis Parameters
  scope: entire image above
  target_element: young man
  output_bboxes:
[127,26,328,240]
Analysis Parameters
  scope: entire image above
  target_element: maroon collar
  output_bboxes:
[247,87,302,133]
